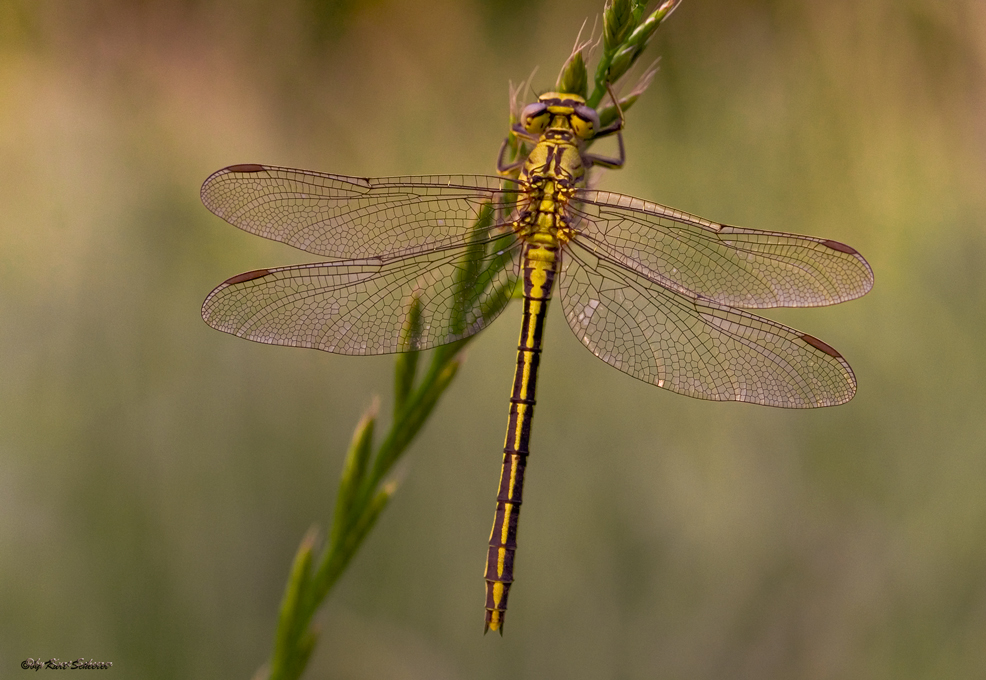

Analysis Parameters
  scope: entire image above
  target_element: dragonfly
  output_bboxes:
[200,89,873,634]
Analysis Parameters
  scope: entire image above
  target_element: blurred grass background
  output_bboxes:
[1,0,985,678]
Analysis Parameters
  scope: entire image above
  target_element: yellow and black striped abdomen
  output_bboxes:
[485,241,559,634]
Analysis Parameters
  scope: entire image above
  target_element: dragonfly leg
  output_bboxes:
[497,137,525,174]
[584,130,625,169]
[594,82,626,138]
[498,124,541,175]
[584,82,626,169]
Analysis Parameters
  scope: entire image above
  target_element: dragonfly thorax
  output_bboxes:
[514,142,581,246]
[519,135,586,188]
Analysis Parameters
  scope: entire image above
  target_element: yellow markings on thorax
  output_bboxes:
[514,130,583,251]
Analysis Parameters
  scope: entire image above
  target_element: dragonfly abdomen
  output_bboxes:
[484,242,559,634]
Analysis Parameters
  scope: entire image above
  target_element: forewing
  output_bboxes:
[202,237,520,356]
[201,165,522,259]
[571,190,873,309]
[559,243,857,407]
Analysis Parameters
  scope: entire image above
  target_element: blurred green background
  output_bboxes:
[1,0,985,678]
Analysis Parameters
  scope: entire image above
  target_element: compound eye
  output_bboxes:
[571,104,600,140]
[520,102,550,134]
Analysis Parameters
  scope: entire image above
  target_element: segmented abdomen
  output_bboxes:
[485,241,558,634]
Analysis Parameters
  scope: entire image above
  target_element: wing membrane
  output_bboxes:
[202,236,520,355]
[559,242,856,407]
[201,165,524,259]
[571,190,873,309]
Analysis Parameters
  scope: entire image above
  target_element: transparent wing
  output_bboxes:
[202,235,520,355]
[201,164,524,259]
[570,190,873,309]
[559,242,856,407]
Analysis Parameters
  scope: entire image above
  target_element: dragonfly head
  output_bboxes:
[519,92,600,141]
